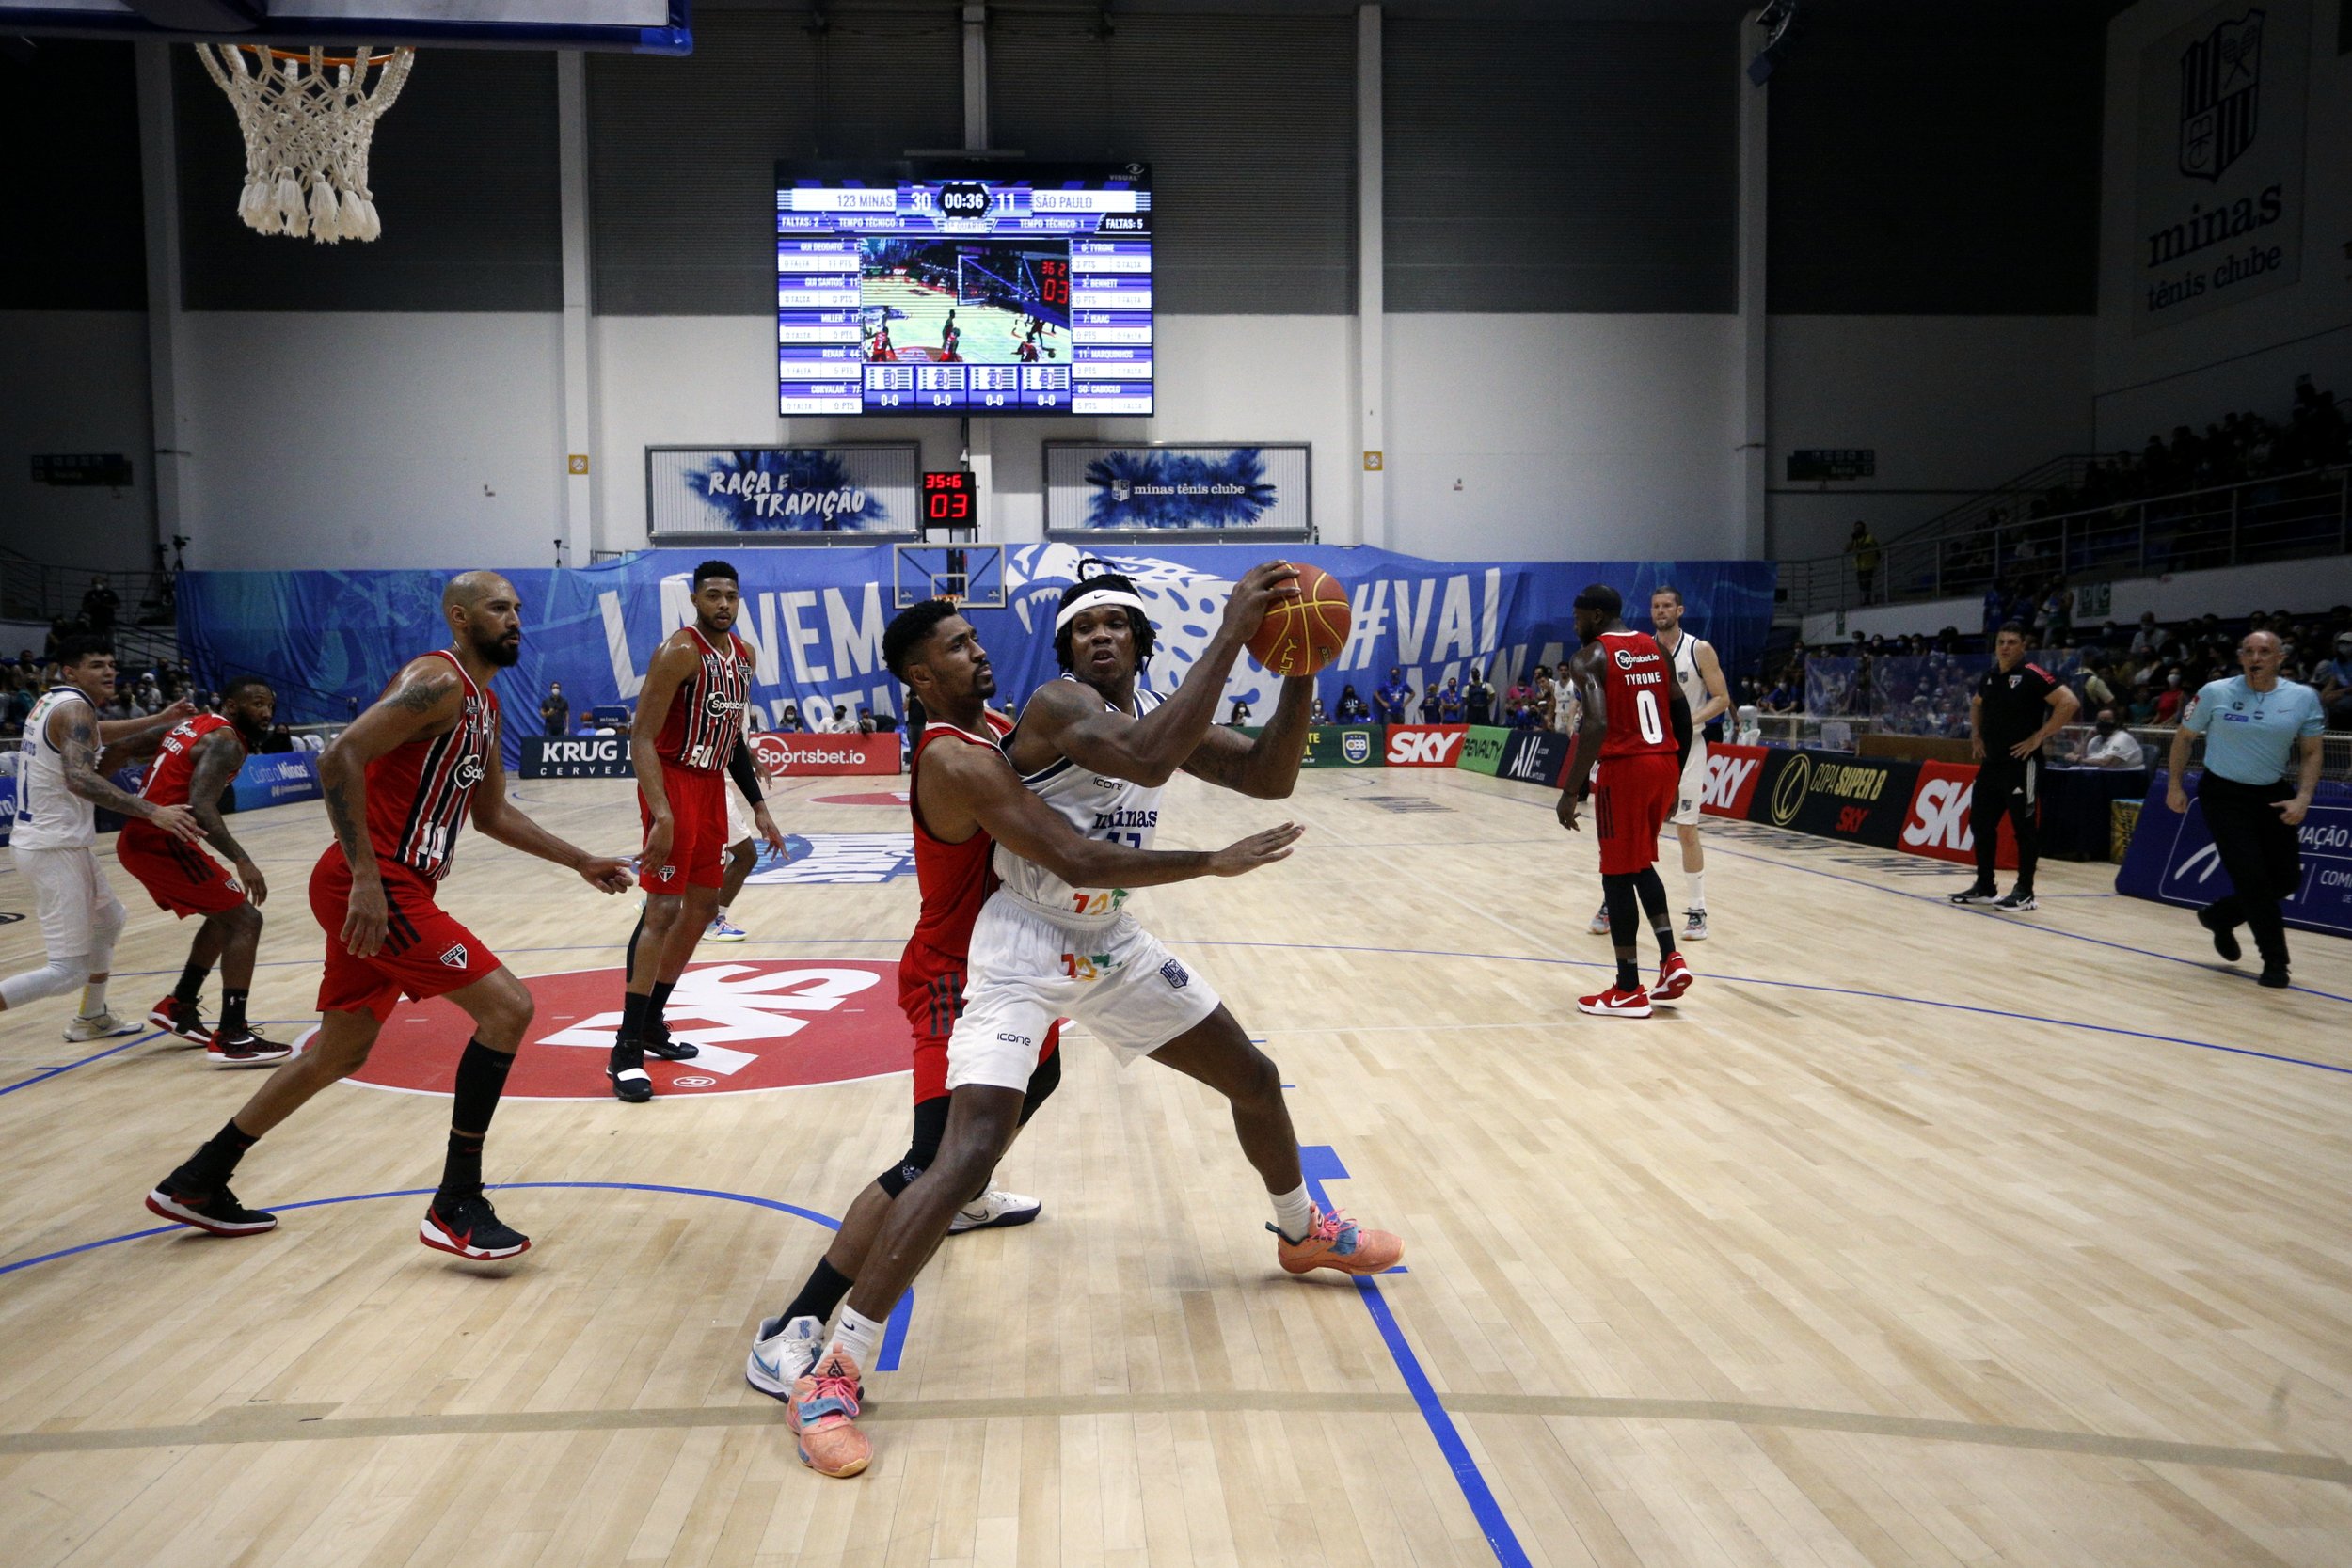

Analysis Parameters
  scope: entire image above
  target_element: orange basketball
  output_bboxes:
[1246,562,1351,677]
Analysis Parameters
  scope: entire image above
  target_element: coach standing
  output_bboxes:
[1952,623,2078,912]
[2167,630,2324,989]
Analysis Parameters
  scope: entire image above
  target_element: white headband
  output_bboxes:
[1054,586,1150,635]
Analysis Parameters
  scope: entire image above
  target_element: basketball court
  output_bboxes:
[3,767,2348,1566]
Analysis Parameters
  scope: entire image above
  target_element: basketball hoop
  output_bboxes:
[196,42,415,243]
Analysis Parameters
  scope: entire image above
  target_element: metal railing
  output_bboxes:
[1781,464,2352,620]
[1740,713,2352,780]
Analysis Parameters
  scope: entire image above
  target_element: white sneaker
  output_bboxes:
[947,1187,1041,1234]
[1587,905,1612,935]
[745,1313,825,1401]
[63,1010,142,1042]
[705,916,748,942]
[1682,909,1708,942]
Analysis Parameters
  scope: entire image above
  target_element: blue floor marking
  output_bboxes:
[0,1030,165,1097]
[1298,1145,1530,1568]
[0,1180,910,1368]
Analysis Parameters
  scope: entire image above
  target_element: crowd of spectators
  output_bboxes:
[0,648,216,738]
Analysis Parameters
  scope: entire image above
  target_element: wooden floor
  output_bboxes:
[3,767,2348,1568]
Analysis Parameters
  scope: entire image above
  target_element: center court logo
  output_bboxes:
[334,960,911,1100]
[749,832,917,884]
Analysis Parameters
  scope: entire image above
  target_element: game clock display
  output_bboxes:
[776,160,1152,417]
[921,470,977,530]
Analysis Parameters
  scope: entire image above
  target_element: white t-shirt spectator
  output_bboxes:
[2083,727,2146,768]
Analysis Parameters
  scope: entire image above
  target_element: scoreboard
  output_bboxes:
[775,161,1153,418]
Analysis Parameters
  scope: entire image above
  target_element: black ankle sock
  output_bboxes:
[649,979,676,1021]
[782,1258,854,1326]
[174,962,209,1006]
[439,1131,485,1200]
[1616,958,1641,991]
[219,988,249,1034]
[180,1118,259,1190]
[618,991,652,1042]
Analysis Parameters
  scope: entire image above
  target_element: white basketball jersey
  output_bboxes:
[993,679,1165,921]
[1664,630,1713,716]
[13,688,97,850]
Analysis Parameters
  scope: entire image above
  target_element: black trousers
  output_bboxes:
[2198,772,2301,965]
[1972,754,2042,893]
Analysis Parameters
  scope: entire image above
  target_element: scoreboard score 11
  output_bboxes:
[921,470,977,531]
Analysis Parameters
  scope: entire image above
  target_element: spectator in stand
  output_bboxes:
[539,680,569,737]
[1760,676,1796,714]
[2153,668,2188,724]
[1530,669,1555,729]
[1309,695,1329,724]
[1462,667,1495,726]
[2313,631,2352,730]
[1435,678,1465,723]
[1506,698,1540,731]
[2128,611,2162,659]
[868,706,900,735]
[1226,696,1253,727]
[828,703,855,734]
[1847,521,1882,600]
[2080,708,2146,768]
[81,576,119,635]
[1374,667,1413,725]
[1336,684,1371,722]
[774,701,804,733]
[259,722,294,754]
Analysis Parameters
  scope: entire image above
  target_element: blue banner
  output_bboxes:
[646,446,919,536]
[177,545,1776,769]
[1045,444,1310,533]
[2115,770,2352,940]
[0,775,13,847]
[226,751,323,813]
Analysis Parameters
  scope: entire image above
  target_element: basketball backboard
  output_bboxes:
[894,543,1006,612]
[0,2,692,53]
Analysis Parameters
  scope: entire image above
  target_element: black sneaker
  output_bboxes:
[609,1038,653,1103]
[148,993,213,1045]
[206,1028,295,1069]
[1993,890,2037,911]
[1949,885,2000,906]
[146,1180,278,1236]
[2198,907,2243,962]
[421,1190,531,1259]
[2258,963,2290,990]
[641,1021,700,1062]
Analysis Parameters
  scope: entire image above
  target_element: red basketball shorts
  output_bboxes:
[898,939,1060,1104]
[1594,752,1678,876]
[117,823,247,918]
[639,763,727,896]
[310,849,502,1021]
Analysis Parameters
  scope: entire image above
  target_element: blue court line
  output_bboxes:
[0,1029,165,1097]
[0,1179,912,1371]
[1299,1145,1529,1568]
[1166,939,2352,1078]
[1480,786,2352,1006]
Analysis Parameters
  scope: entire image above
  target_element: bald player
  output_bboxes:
[145,573,635,1259]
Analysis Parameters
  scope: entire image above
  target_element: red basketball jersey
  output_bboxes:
[365,650,499,882]
[655,625,752,774]
[906,710,1014,959]
[137,712,241,808]
[1593,629,1678,760]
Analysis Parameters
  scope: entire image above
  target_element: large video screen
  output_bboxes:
[775,161,1152,417]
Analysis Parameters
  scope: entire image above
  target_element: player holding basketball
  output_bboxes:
[0,638,199,1040]
[1557,584,1694,1018]
[611,560,787,1102]
[1589,586,1730,942]
[744,598,1304,1407]
[145,572,635,1253]
[120,675,295,1066]
[776,562,1402,1481]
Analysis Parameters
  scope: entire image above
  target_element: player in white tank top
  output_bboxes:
[2,638,203,1037]
[794,566,1405,1479]
[1651,586,1732,940]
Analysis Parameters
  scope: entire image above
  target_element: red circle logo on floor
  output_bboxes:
[809,790,911,807]
[326,960,910,1100]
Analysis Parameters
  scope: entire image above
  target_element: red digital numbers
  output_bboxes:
[1039,259,1069,308]
[923,470,974,523]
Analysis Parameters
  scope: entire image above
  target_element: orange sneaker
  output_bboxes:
[787,1351,871,1478]
[1272,1206,1403,1277]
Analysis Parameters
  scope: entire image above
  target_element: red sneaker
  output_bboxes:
[1653,953,1693,1003]
[148,993,212,1045]
[1578,984,1653,1018]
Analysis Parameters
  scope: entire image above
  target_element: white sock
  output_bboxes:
[78,978,108,1018]
[714,906,731,922]
[829,1306,884,1370]
[1271,1183,1316,1243]
[1685,871,1705,911]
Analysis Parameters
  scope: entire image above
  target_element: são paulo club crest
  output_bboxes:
[322,960,912,1099]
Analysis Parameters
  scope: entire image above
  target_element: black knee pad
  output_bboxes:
[877,1095,952,1197]
[1017,1048,1062,1126]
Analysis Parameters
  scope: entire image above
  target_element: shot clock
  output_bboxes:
[776,160,1152,417]
[921,470,977,532]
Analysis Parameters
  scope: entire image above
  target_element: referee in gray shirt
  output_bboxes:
[2166,630,2326,988]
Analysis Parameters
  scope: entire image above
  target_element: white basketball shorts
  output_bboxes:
[724,778,755,846]
[1671,737,1709,828]
[945,891,1222,1093]
[15,846,125,958]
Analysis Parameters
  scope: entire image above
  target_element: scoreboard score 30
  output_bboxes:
[776,161,1153,418]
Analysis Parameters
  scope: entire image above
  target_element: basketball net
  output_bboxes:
[197,43,415,243]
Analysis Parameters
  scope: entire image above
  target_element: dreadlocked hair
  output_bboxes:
[1053,559,1156,673]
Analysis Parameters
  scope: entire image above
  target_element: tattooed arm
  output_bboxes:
[183,727,265,905]
[53,702,200,842]
[96,698,198,768]
[316,658,463,957]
